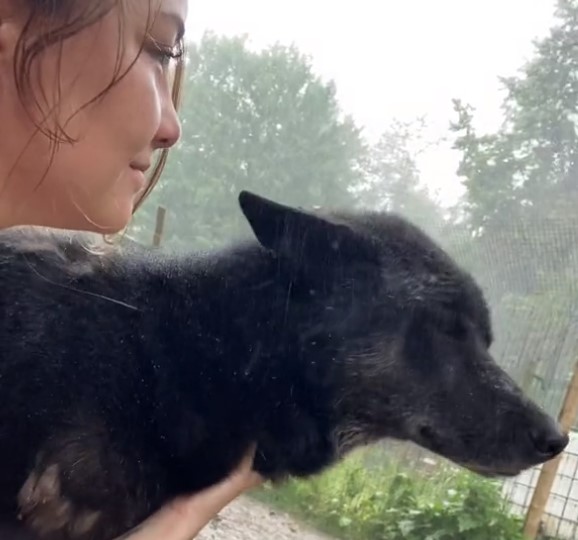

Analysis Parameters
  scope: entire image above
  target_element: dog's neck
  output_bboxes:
[122,241,348,478]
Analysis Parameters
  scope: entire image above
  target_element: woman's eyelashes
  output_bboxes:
[146,36,184,68]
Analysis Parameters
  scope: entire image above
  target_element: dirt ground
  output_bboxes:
[197,496,334,540]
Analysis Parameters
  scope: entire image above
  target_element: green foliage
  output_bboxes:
[253,449,526,540]
[450,99,522,232]
[380,473,526,540]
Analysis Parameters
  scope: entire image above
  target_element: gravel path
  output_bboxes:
[197,496,335,540]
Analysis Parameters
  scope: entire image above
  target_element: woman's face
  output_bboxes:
[0,0,187,233]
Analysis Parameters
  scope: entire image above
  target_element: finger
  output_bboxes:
[229,443,264,488]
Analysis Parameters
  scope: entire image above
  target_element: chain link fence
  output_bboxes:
[422,212,578,539]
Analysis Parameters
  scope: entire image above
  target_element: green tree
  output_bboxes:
[354,118,446,239]
[131,32,365,250]
[451,0,578,230]
[449,0,578,292]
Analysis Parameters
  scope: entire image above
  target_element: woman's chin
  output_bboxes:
[70,202,135,236]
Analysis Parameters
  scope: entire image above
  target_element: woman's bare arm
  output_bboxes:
[116,445,263,540]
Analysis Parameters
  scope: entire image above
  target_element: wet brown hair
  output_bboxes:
[12,0,185,215]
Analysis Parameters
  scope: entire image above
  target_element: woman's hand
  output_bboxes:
[116,444,263,540]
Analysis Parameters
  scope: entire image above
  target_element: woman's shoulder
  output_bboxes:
[0,225,119,277]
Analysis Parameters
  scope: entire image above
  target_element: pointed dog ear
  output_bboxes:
[239,191,368,264]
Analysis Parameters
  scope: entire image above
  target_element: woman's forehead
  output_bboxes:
[123,0,187,41]
[124,0,188,23]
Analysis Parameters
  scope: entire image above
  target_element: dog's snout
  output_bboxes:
[529,420,569,459]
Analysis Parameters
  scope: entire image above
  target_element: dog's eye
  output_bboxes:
[449,317,468,340]
[435,310,468,340]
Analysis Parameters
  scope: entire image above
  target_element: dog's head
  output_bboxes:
[239,190,568,477]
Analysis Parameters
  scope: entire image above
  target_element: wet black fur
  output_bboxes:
[0,191,567,539]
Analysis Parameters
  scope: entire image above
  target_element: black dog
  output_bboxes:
[0,191,568,540]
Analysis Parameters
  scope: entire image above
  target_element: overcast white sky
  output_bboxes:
[186,0,557,206]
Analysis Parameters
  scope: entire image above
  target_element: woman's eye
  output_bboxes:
[147,38,184,68]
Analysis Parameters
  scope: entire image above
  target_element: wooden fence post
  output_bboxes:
[152,206,167,248]
[523,359,578,539]
[521,359,539,396]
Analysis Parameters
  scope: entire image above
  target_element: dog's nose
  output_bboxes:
[529,421,569,459]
